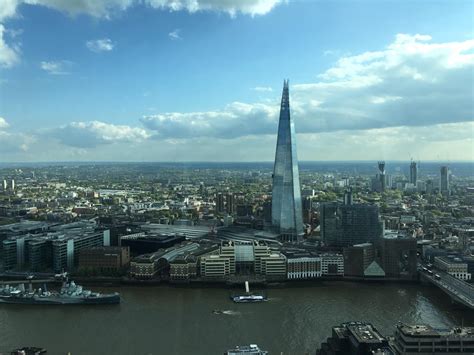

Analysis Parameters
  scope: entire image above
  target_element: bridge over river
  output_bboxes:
[420,268,474,310]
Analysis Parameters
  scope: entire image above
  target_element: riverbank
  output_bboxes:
[70,275,420,288]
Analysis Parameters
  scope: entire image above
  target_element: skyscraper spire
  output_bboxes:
[271,80,304,242]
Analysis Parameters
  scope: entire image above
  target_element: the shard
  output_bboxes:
[271,80,304,242]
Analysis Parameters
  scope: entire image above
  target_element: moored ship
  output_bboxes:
[0,275,120,305]
[231,281,267,303]
[225,344,268,354]
[11,347,47,355]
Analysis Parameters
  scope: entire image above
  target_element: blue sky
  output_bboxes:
[0,0,473,162]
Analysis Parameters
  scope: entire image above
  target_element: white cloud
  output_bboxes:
[145,0,281,17]
[0,117,10,129]
[2,33,474,161]
[0,116,34,153]
[40,60,72,75]
[141,101,279,139]
[290,34,474,132]
[168,29,181,40]
[48,121,150,148]
[0,131,34,153]
[0,0,280,69]
[86,38,114,52]
[135,33,474,160]
[0,0,281,20]
[252,86,273,92]
[0,24,19,67]
[297,121,474,161]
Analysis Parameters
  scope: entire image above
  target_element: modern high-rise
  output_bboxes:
[440,166,450,195]
[320,202,384,248]
[226,193,235,214]
[271,80,304,242]
[216,193,225,214]
[409,161,417,185]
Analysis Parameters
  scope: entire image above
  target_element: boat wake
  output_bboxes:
[213,309,241,316]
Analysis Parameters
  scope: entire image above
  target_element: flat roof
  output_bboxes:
[346,323,386,344]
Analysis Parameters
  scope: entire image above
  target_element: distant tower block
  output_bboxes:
[409,161,418,185]
[440,166,450,196]
[377,161,386,191]
[378,161,386,174]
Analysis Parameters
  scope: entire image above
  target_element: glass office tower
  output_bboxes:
[271,80,304,242]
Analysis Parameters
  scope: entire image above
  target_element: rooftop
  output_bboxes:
[397,324,474,338]
[344,322,386,344]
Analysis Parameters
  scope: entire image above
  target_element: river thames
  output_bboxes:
[1,282,473,354]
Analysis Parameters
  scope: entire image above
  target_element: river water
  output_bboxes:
[0,282,472,355]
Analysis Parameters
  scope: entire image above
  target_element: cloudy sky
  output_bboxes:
[0,0,472,162]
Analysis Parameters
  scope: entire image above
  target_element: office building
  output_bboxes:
[2,228,109,272]
[320,202,383,248]
[371,161,388,193]
[169,254,199,281]
[130,253,161,279]
[2,237,25,270]
[434,256,471,281]
[226,193,235,214]
[78,246,130,273]
[120,233,185,255]
[440,166,450,196]
[216,193,225,214]
[409,161,417,185]
[287,255,322,279]
[271,80,304,242]
[52,230,107,271]
[378,235,417,279]
[200,254,231,278]
[25,238,51,271]
[260,253,287,278]
[321,254,344,276]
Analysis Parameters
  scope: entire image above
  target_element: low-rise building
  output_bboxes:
[130,253,161,279]
[78,246,130,273]
[317,322,391,355]
[321,254,344,276]
[434,256,472,281]
[392,323,474,354]
[287,256,321,280]
[200,254,231,278]
[169,254,198,281]
[260,253,287,278]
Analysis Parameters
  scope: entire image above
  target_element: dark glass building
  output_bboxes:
[440,165,450,195]
[320,203,383,248]
[271,80,304,242]
[409,161,418,185]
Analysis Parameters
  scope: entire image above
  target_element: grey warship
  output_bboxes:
[0,274,120,305]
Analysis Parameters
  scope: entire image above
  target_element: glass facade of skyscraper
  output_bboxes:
[271,80,304,242]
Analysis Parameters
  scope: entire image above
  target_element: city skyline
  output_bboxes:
[0,0,473,162]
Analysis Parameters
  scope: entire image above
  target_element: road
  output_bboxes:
[420,266,474,310]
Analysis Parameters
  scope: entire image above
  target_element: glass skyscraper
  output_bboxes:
[271,80,304,242]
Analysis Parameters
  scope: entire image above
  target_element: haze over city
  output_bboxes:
[0,0,473,162]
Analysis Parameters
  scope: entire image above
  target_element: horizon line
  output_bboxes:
[1,160,473,165]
